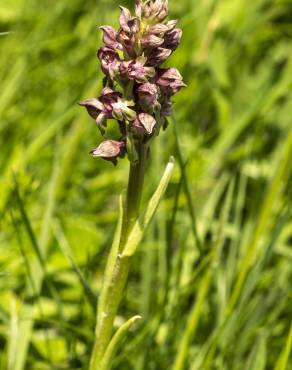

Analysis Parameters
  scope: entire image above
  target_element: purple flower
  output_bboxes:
[97,47,120,76]
[91,140,126,165]
[99,26,121,49]
[79,88,122,127]
[156,68,186,95]
[146,47,172,67]
[136,82,160,113]
[120,57,155,82]
[162,28,182,51]
[80,0,185,162]
[133,113,156,134]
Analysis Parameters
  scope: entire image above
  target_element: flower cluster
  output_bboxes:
[80,0,185,164]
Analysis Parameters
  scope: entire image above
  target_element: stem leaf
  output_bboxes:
[100,315,142,370]
[97,194,124,328]
[122,157,175,257]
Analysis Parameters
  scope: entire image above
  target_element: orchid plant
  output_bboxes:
[80,1,185,369]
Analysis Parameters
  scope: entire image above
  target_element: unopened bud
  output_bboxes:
[147,47,172,67]
[156,68,186,95]
[162,28,182,51]
[143,0,169,22]
[141,34,164,49]
[119,6,140,34]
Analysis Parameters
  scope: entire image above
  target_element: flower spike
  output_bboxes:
[80,0,185,164]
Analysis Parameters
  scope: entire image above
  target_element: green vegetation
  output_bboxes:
[1,0,292,369]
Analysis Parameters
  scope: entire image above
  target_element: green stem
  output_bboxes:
[89,142,147,370]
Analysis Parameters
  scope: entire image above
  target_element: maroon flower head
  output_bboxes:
[80,0,185,163]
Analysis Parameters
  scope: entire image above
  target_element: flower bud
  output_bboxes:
[97,47,120,76]
[141,34,164,49]
[157,0,168,21]
[100,26,121,49]
[136,82,160,113]
[142,0,168,22]
[156,68,186,95]
[119,6,140,34]
[91,140,126,164]
[133,113,156,135]
[166,20,178,31]
[146,47,172,67]
[162,28,182,51]
[135,0,142,18]
[146,23,169,35]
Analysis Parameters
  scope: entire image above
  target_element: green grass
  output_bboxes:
[1,0,292,369]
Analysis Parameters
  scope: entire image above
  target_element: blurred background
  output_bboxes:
[1,0,292,369]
